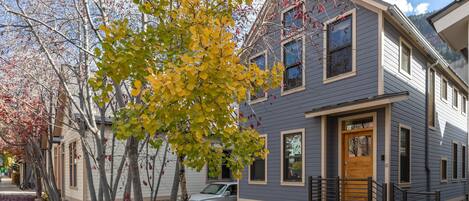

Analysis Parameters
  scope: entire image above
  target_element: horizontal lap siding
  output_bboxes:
[238,3,379,201]
[383,19,468,200]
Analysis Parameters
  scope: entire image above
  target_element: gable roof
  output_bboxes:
[242,0,468,93]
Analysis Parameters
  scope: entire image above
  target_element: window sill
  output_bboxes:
[452,105,459,111]
[249,97,268,105]
[441,180,448,184]
[398,183,411,188]
[281,86,305,96]
[280,181,304,186]
[441,97,448,104]
[69,186,79,191]
[323,71,356,84]
[429,126,437,131]
[248,180,267,185]
[398,68,412,80]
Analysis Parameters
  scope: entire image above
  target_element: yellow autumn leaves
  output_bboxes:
[92,0,283,179]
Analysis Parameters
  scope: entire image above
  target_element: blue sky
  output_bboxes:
[383,0,453,15]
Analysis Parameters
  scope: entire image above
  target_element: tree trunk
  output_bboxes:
[178,156,189,201]
[129,137,144,201]
[35,167,42,199]
[169,158,180,201]
[123,166,132,201]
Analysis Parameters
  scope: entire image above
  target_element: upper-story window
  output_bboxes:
[453,88,459,109]
[69,141,77,188]
[282,4,304,37]
[324,10,356,83]
[441,78,448,101]
[282,37,304,93]
[428,69,435,128]
[250,52,267,102]
[399,40,412,76]
[462,96,467,114]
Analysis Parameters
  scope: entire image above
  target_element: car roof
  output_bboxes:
[210,181,237,185]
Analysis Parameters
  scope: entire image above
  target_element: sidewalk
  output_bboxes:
[0,177,36,201]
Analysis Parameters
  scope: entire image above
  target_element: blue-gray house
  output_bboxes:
[238,0,468,200]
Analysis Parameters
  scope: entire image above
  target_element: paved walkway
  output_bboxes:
[0,177,36,201]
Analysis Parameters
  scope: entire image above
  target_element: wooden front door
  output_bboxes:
[342,129,373,200]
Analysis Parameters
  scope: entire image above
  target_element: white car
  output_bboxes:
[189,182,237,201]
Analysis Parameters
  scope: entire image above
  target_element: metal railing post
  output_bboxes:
[383,183,388,201]
[336,176,340,201]
[317,176,322,201]
[367,177,373,201]
[308,176,312,201]
[389,182,394,201]
[435,190,440,201]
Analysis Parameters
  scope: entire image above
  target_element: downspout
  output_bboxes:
[426,61,439,193]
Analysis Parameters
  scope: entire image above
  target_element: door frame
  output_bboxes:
[337,112,377,180]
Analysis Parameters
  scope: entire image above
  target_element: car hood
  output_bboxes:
[189,193,221,201]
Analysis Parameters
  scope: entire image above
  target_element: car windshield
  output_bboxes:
[200,184,226,195]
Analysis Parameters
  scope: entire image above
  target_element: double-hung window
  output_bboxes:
[281,129,304,185]
[249,136,267,184]
[282,38,303,92]
[250,53,267,102]
[453,143,458,179]
[282,4,304,37]
[400,40,411,76]
[428,69,435,127]
[325,13,354,80]
[441,158,448,182]
[462,96,467,114]
[399,125,411,184]
[453,88,459,109]
[441,78,448,101]
[69,141,77,187]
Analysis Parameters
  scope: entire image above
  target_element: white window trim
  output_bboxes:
[280,2,305,40]
[462,96,467,115]
[398,124,412,187]
[440,77,448,103]
[453,87,459,110]
[398,38,412,79]
[462,144,467,180]
[322,8,357,84]
[248,134,268,185]
[452,141,459,181]
[280,128,305,186]
[280,34,306,96]
[248,51,268,105]
[441,157,448,183]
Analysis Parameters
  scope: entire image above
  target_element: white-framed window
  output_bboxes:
[441,157,448,182]
[281,35,305,96]
[249,51,268,104]
[398,124,411,185]
[280,128,305,186]
[69,141,78,188]
[399,38,412,77]
[462,145,466,179]
[323,9,356,83]
[428,69,435,128]
[462,96,467,115]
[281,2,304,39]
[453,142,458,180]
[441,77,448,102]
[249,135,268,184]
[453,88,459,109]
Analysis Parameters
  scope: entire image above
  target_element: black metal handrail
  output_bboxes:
[308,176,387,201]
[390,183,440,201]
[308,176,441,201]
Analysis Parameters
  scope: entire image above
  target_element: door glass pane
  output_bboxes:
[348,136,371,157]
[342,117,373,131]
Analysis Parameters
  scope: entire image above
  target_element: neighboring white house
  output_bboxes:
[51,119,210,201]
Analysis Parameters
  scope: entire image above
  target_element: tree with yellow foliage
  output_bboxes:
[91,0,283,200]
